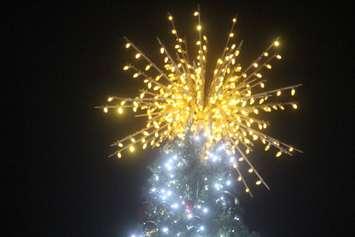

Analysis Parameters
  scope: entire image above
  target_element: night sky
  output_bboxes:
[16,0,354,236]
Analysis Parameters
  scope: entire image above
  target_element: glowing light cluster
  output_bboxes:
[129,147,242,236]
[98,9,302,193]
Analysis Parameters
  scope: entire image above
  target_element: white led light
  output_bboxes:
[162,227,169,233]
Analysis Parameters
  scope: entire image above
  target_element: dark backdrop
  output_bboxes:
[15,0,354,236]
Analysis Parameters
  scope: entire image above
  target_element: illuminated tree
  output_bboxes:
[130,138,260,237]
[97,7,302,237]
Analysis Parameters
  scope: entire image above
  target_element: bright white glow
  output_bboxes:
[211,154,220,162]
[165,162,172,171]
[171,203,179,209]
[203,207,208,213]
[229,156,235,163]
[226,180,232,186]
[162,227,169,233]
[187,213,193,219]
[214,183,222,191]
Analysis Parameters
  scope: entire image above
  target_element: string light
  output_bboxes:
[98,9,302,195]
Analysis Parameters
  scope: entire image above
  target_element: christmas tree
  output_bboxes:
[98,7,301,237]
[130,137,260,237]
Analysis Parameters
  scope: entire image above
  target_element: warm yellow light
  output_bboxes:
[117,107,123,114]
[117,152,122,159]
[129,145,135,153]
[291,89,296,96]
[265,145,270,151]
[276,151,282,157]
[145,64,151,71]
[101,12,302,194]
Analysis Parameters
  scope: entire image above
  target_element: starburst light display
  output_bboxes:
[98,9,302,193]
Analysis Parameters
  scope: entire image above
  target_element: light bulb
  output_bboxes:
[291,89,296,96]
[129,145,135,153]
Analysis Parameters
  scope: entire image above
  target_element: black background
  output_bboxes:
[14,0,354,236]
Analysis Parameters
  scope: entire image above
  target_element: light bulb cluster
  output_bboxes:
[129,142,243,236]
[98,8,302,197]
